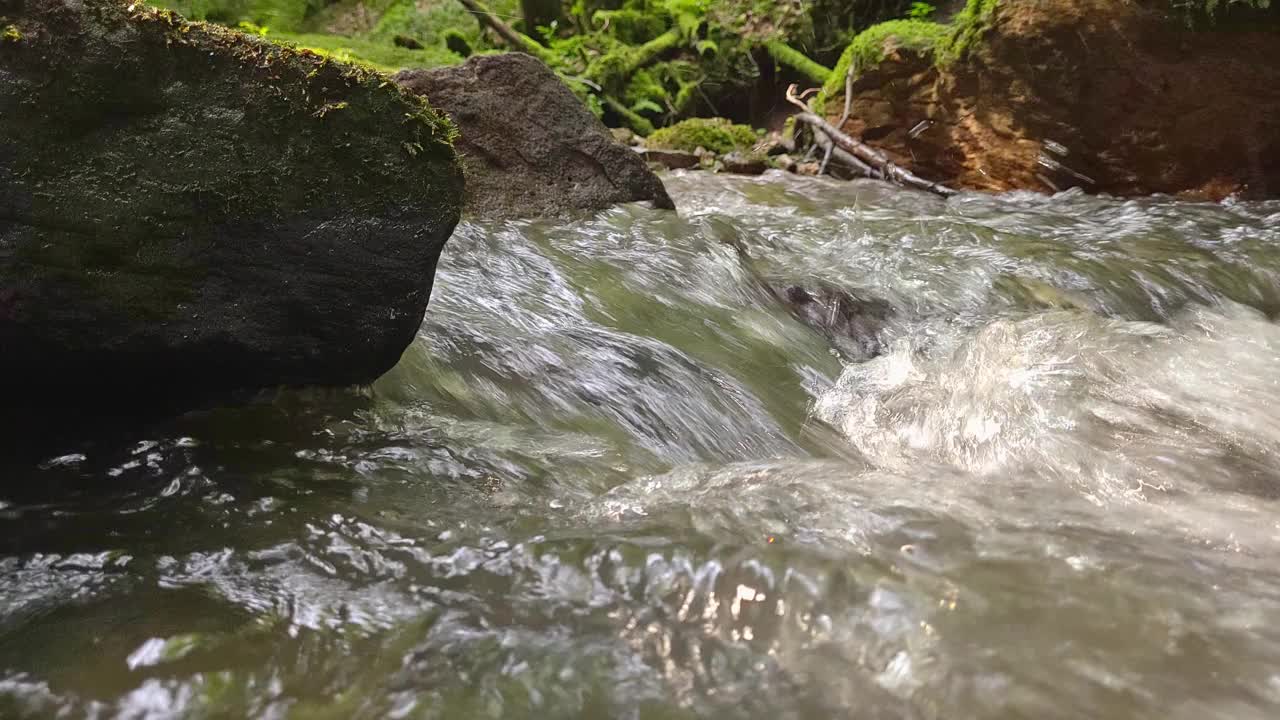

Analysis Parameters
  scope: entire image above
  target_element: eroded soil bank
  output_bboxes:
[823,0,1280,199]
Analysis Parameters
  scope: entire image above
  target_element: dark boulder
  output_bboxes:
[0,0,464,408]
[395,53,673,218]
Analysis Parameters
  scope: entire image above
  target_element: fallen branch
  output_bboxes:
[455,0,557,65]
[587,28,682,88]
[764,41,832,86]
[602,95,656,136]
[812,127,878,178]
[786,85,955,197]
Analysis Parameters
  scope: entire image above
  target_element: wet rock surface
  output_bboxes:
[721,151,769,175]
[395,53,674,218]
[637,148,702,170]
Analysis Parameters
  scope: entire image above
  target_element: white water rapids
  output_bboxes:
[3,172,1280,719]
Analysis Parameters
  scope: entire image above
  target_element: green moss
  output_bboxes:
[270,30,460,71]
[810,0,1004,117]
[150,0,522,71]
[711,0,813,43]
[815,18,948,113]
[2,23,22,41]
[646,117,757,154]
[624,67,667,113]
[364,0,518,57]
[156,0,329,32]
[821,19,947,95]
[148,0,981,136]
[938,0,998,64]
[815,0,1001,111]
[604,95,657,135]
[585,26,682,91]
[594,8,667,44]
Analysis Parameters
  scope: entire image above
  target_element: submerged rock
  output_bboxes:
[776,284,894,360]
[0,0,464,408]
[394,54,673,218]
[708,218,894,360]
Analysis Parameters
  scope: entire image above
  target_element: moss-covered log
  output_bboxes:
[604,95,658,136]
[764,40,832,86]
[585,26,682,90]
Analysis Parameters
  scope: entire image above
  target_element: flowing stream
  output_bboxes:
[4,172,1280,719]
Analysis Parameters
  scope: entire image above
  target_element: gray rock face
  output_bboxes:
[722,151,768,175]
[395,54,674,218]
[0,0,464,408]
[637,148,701,170]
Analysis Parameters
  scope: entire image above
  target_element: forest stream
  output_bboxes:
[4,171,1280,718]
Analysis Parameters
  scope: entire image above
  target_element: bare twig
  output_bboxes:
[455,0,545,58]
[786,84,956,197]
[812,128,878,178]
[838,64,854,128]
[818,143,835,175]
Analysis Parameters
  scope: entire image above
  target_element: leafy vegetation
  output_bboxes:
[157,0,522,70]
[907,2,935,19]
[764,39,833,85]
[939,0,998,63]
[146,0,948,135]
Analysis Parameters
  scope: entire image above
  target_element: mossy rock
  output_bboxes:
[0,0,464,408]
[645,118,759,155]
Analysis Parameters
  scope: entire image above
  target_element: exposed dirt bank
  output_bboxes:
[824,0,1280,199]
